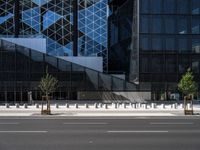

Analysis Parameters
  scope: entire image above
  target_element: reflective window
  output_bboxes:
[151,56,164,72]
[192,59,199,73]
[177,0,189,14]
[164,17,175,34]
[166,56,176,73]
[165,37,175,51]
[192,39,200,53]
[151,0,162,14]
[192,0,200,14]
[178,38,188,52]
[140,16,149,33]
[152,37,162,51]
[163,0,175,14]
[192,18,200,34]
[140,0,149,14]
[140,36,149,50]
[141,56,149,72]
[177,17,188,34]
[152,16,162,33]
[179,57,189,73]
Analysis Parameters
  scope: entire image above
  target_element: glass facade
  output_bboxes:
[139,0,200,100]
[0,0,108,58]
[108,0,133,74]
[0,38,137,102]
[109,0,200,100]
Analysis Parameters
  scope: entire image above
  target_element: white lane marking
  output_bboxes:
[150,122,194,125]
[0,131,48,133]
[107,131,169,133]
[63,122,108,125]
[0,123,20,125]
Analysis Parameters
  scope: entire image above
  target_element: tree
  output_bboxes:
[39,67,58,115]
[178,68,197,115]
[178,68,197,97]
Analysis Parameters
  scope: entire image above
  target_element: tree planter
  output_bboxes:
[184,95,193,115]
[178,68,197,116]
[39,67,58,116]
[41,96,52,115]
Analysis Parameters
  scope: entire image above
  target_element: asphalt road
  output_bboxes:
[0,116,199,150]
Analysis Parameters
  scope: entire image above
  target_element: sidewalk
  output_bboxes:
[0,103,200,117]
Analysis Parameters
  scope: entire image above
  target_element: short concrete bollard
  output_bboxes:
[132,103,137,109]
[151,103,156,109]
[179,103,184,109]
[111,103,115,108]
[75,103,78,109]
[104,104,108,109]
[162,104,165,109]
[15,103,20,108]
[123,103,126,109]
[94,103,98,109]
[85,103,89,108]
[66,103,69,108]
[172,103,177,109]
[99,103,103,108]
[55,103,59,109]
[5,103,9,108]
[143,103,148,109]
[135,103,139,109]
[35,103,39,108]
[114,103,118,109]
[24,103,28,109]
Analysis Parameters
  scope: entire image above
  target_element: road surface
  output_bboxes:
[0,116,199,150]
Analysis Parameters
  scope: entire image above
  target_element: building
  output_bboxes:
[0,0,108,58]
[0,0,143,103]
[108,0,200,100]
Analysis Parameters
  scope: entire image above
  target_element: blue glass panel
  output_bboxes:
[43,10,62,30]
[32,0,50,6]
[22,7,40,32]
[0,13,13,25]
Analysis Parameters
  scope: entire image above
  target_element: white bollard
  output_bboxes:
[15,103,20,108]
[129,103,132,108]
[24,103,28,109]
[115,103,118,109]
[98,103,102,108]
[105,104,108,109]
[66,103,69,108]
[85,103,89,108]
[172,103,177,109]
[179,103,184,109]
[132,103,137,109]
[55,103,59,109]
[136,103,140,108]
[75,103,78,109]
[94,103,98,109]
[162,104,165,109]
[152,103,157,109]
[35,103,39,108]
[143,103,148,109]
[123,103,126,109]
[112,103,114,108]
[5,103,9,108]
